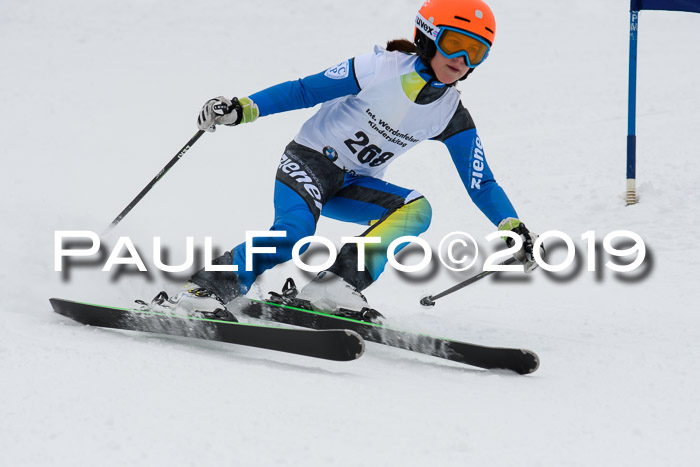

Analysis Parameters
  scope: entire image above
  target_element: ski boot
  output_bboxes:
[268,273,384,324]
[136,282,237,322]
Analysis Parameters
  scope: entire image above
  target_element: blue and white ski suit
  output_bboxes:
[193,46,518,300]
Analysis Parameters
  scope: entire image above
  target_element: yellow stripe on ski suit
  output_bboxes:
[361,196,432,280]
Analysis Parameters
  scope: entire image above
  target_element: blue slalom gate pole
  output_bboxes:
[626,10,639,205]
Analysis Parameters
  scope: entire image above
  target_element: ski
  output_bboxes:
[237,299,539,375]
[49,298,364,362]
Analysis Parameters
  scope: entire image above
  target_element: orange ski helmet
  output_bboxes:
[414,0,496,67]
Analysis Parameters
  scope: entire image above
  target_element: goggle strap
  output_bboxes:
[415,12,440,41]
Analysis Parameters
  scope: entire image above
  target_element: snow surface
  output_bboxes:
[2,0,700,465]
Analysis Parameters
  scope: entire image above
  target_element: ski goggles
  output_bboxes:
[415,14,491,67]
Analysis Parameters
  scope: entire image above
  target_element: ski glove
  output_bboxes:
[498,217,544,273]
[197,96,259,132]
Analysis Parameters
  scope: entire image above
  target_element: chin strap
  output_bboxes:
[459,67,475,81]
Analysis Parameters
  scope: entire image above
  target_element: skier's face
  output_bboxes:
[431,51,469,84]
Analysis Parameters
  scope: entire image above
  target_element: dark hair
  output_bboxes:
[386,38,437,79]
[386,36,435,68]
[386,39,418,54]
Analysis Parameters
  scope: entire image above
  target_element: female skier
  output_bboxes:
[147,0,541,321]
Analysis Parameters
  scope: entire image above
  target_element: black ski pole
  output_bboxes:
[104,130,205,233]
[420,256,519,307]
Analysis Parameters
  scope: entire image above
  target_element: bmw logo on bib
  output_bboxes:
[323,146,339,161]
